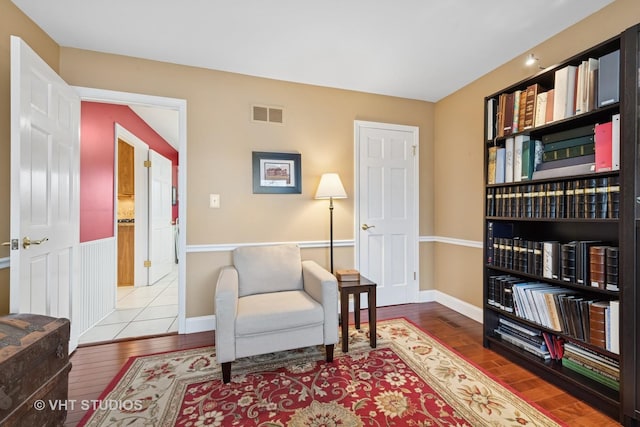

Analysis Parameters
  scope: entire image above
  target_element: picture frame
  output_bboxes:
[252,151,301,194]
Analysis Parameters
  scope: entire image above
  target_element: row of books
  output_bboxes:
[562,341,620,391]
[487,233,620,291]
[487,116,620,184]
[488,49,620,140]
[488,275,619,354]
[486,175,620,219]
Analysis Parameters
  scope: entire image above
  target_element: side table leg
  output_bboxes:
[369,286,376,348]
[341,290,349,352]
[354,293,361,329]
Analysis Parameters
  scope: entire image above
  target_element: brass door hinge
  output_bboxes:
[144,160,151,168]
[144,260,151,267]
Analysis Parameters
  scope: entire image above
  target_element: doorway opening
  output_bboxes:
[75,88,187,345]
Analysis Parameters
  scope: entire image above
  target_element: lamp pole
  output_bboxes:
[329,196,335,273]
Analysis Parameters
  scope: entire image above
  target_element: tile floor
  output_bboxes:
[78,266,179,345]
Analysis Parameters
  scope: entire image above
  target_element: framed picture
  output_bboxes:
[252,151,301,194]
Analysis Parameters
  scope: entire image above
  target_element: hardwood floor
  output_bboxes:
[66,302,621,426]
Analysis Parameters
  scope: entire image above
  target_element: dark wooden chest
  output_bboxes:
[0,314,71,427]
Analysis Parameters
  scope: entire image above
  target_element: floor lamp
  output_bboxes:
[315,173,347,273]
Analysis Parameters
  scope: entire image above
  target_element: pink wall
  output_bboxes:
[80,102,179,242]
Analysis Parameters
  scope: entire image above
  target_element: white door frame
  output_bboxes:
[76,87,187,333]
[354,120,420,305]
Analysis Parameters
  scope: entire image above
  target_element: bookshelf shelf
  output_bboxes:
[483,23,640,424]
[486,265,620,296]
[486,336,620,414]
[486,216,618,223]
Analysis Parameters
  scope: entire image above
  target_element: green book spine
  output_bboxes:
[562,357,620,391]
[543,135,595,152]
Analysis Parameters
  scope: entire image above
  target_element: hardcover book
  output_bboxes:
[598,50,620,107]
[553,65,578,120]
[589,245,607,289]
[524,84,543,129]
[595,120,613,172]
[589,301,609,349]
[534,91,548,128]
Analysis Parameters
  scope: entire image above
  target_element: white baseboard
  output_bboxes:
[185,314,216,333]
[183,292,482,336]
[418,290,483,323]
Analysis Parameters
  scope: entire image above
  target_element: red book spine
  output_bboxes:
[595,121,613,172]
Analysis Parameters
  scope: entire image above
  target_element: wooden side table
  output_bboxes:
[338,276,377,352]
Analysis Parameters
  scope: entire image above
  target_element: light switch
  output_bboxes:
[209,194,220,208]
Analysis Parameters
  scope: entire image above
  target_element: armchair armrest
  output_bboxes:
[214,265,239,363]
[302,260,339,345]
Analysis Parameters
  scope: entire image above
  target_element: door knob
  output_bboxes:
[361,224,375,230]
[23,236,48,249]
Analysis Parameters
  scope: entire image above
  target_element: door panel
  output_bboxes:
[148,149,174,284]
[11,36,80,351]
[356,121,418,307]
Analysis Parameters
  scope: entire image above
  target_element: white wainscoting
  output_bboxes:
[78,238,116,334]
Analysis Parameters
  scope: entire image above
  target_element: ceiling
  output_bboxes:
[12,0,613,146]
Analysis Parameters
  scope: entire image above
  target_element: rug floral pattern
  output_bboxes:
[79,319,564,427]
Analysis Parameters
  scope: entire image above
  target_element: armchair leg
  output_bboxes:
[325,344,334,363]
[222,362,232,384]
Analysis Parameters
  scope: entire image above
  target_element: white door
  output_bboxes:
[355,121,419,307]
[148,149,173,284]
[10,36,80,350]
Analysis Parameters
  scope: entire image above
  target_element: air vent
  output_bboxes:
[252,104,284,125]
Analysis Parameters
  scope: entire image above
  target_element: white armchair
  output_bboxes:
[214,244,339,383]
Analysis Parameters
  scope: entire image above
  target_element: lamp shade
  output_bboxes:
[315,173,347,199]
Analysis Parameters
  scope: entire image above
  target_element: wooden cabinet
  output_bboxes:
[117,224,134,286]
[118,139,134,196]
[483,24,640,425]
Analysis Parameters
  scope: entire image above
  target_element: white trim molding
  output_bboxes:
[418,289,483,323]
[0,257,8,269]
[186,315,216,333]
[186,239,354,253]
[420,235,482,249]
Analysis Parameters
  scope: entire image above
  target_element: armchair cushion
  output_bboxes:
[234,244,303,297]
[236,290,323,336]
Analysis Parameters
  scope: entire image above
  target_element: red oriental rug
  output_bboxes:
[79,318,565,426]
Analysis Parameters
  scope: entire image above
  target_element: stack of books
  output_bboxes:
[335,269,360,282]
[562,341,619,391]
[494,317,551,361]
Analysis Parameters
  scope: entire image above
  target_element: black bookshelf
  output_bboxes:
[483,24,640,425]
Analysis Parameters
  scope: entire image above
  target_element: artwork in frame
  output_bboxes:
[252,151,302,194]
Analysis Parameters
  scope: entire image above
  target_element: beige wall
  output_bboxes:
[2,0,640,319]
[57,48,434,317]
[0,1,60,315]
[434,0,640,307]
